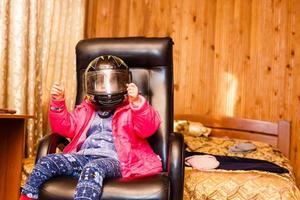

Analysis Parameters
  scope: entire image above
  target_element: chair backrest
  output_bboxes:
[174,114,290,158]
[75,37,174,171]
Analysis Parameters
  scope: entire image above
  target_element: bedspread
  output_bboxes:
[184,135,300,200]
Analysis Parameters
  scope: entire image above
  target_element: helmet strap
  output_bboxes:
[97,109,115,118]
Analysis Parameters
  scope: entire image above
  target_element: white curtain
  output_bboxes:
[0,0,86,158]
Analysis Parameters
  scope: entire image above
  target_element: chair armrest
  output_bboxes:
[35,133,69,164]
[168,132,185,200]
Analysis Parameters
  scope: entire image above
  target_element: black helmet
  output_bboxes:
[84,55,131,109]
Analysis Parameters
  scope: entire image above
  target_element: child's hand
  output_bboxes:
[126,83,141,105]
[50,82,65,100]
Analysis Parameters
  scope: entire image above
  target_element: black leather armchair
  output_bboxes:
[35,37,184,200]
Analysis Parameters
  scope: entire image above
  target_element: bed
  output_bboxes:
[174,114,300,200]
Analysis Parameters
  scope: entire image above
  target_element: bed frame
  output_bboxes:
[174,114,291,158]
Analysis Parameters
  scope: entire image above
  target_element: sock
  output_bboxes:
[20,194,36,200]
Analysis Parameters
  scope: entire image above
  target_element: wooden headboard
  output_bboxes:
[174,114,291,158]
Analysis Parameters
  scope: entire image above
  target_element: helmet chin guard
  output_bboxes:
[84,55,131,109]
[91,93,125,110]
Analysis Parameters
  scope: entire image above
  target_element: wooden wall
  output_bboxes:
[85,0,300,185]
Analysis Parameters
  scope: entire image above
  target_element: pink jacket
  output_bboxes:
[48,96,162,178]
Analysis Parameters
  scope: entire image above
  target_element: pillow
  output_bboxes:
[174,120,211,137]
[185,155,220,170]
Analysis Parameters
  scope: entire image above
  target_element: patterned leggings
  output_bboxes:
[21,154,122,200]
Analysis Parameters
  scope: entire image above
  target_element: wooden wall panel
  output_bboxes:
[85,0,300,185]
[290,0,300,183]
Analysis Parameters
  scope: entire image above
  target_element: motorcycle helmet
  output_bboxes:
[84,55,131,110]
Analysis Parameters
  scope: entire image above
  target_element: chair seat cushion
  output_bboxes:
[39,173,170,200]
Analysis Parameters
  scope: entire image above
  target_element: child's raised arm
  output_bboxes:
[48,82,77,139]
[127,83,161,138]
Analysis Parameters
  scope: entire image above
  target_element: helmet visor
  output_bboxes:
[86,69,129,95]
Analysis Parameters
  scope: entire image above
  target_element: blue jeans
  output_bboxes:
[21,154,121,199]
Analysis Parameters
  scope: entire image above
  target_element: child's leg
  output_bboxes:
[74,158,121,200]
[21,154,89,199]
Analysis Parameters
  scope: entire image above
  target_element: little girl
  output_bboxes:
[20,55,162,200]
